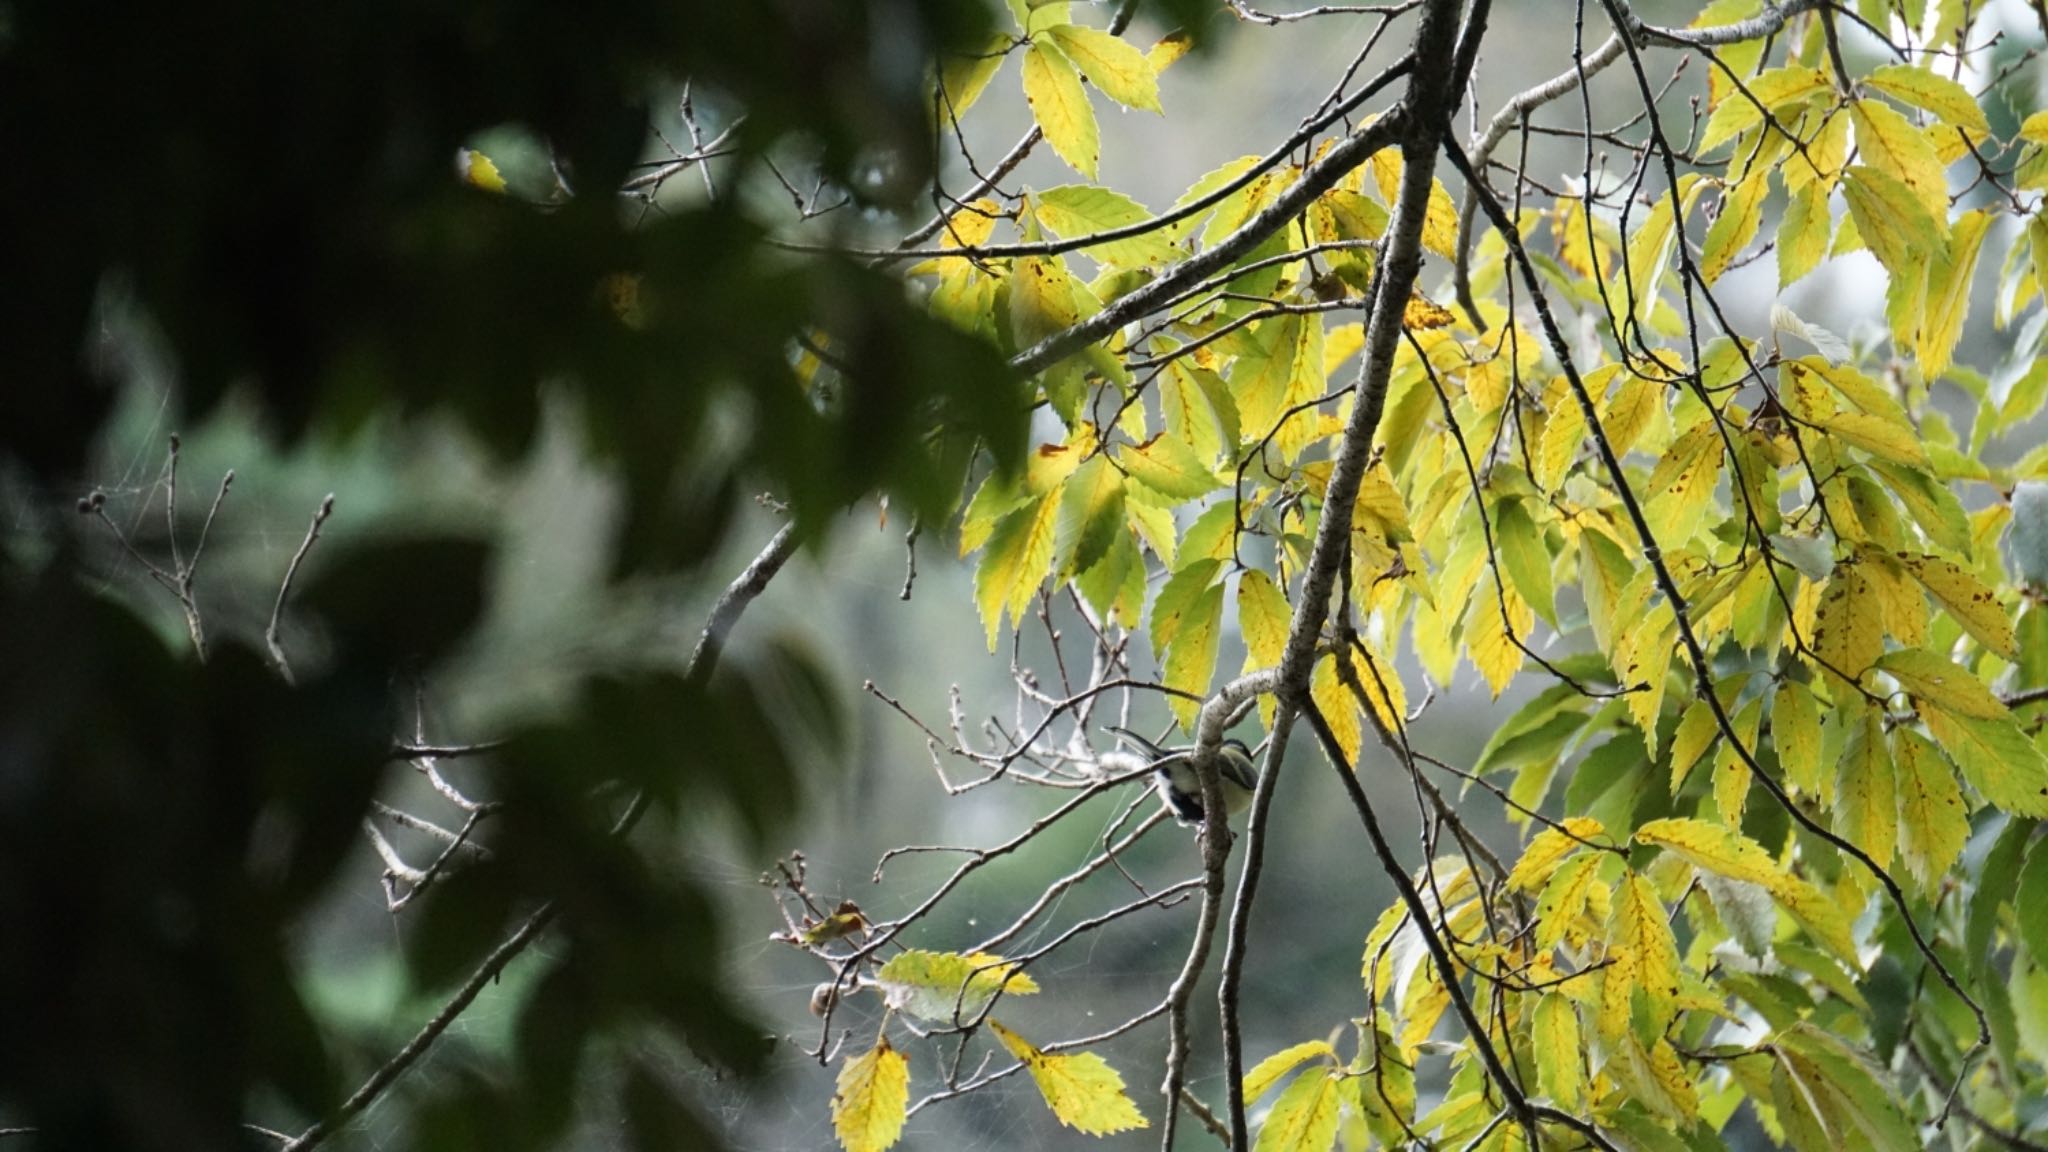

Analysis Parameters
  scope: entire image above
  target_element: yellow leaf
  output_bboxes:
[1507,816,1609,893]
[1835,709,1898,870]
[1899,552,2016,657]
[832,1041,910,1152]
[1146,30,1192,74]
[1403,294,1457,330]
[1534,850,1602,952]
[1701,172,1769,285]
[1611,872,1681,1033]
[459,148,507,193]
[1893,726,1969,893]
[1021,40,1098,178]
[988,1020,1149,1135]
[1243,1040,1334,1103]
[1769,872,1862,969]
[1635,818,1783,887]
[1043,24,1160,112]
[1531,993,1582,1109]
[1238,569,1290,680]
[1253,1064,1340,1152]
[1865,64,1990,136]
[1851,98,1950,219]
[1468,585,1533,698]
[1536,394,1585,491]
[1599,373,1661,458]
[1311,656,1364,767]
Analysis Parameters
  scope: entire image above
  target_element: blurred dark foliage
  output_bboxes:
[0,0,1207,1146]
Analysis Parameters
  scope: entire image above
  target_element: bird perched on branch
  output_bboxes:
[1108,727,1260,825]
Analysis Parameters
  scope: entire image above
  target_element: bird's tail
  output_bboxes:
[1106,725,1173,762]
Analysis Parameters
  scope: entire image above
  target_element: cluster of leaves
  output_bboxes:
[801,0,2048,1150]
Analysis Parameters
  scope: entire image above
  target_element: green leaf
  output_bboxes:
[1493,498,1556,628]
[1969,818,2033,981]
[1041,24,1160,113]
[1841,164,1943,279]
[2017,836,2048,964]
[1021,39,1098,178]
[1866,460,1971,552]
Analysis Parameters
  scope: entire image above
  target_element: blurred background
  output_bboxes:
[6,1,2047,1149]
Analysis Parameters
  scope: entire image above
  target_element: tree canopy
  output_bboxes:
[5,0,2048,1150]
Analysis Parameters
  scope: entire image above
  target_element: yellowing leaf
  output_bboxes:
[1851,98,1950,219]
[1811,562,1883,685]
[832,1041,910,1152]
[1253,1064,1341,1152]
[1841,164,1943,279]
[1054,455,1126,577]
[1923,705,2048,818]
[1146,30,1192,74]
[987,1020,1148,1135]
[1893,726,1969,892]
[1600,373,1662,457]
[1822,410,1930,467]
[1778,181,1831,289]
[1237,569,1291,676]
[1865,64,1989,136]
[1773,679,1824,796]
[1531,993,1583,1109]
[1534,850,1602,952]
[1034,184,1182,267]
[1402,294,1457,330]
[876,950,1040,1022]
[1243,1040,1334,1103]
[1164,579,1225,730]
[1876,648,2004,718]
[1701,172,1769,285]
[1119,433,1221,499]
[1900,552,2016,657]
[1835,709,1898,871]
[975,495,1059,648]
[1916,208,1991,379]
[1698,66,1833,154]
[1022,40,1099,178]
[938,38,1011,121]
[1043,24,1160,113]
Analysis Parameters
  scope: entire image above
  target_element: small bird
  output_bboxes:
[1109,727,1260,825]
